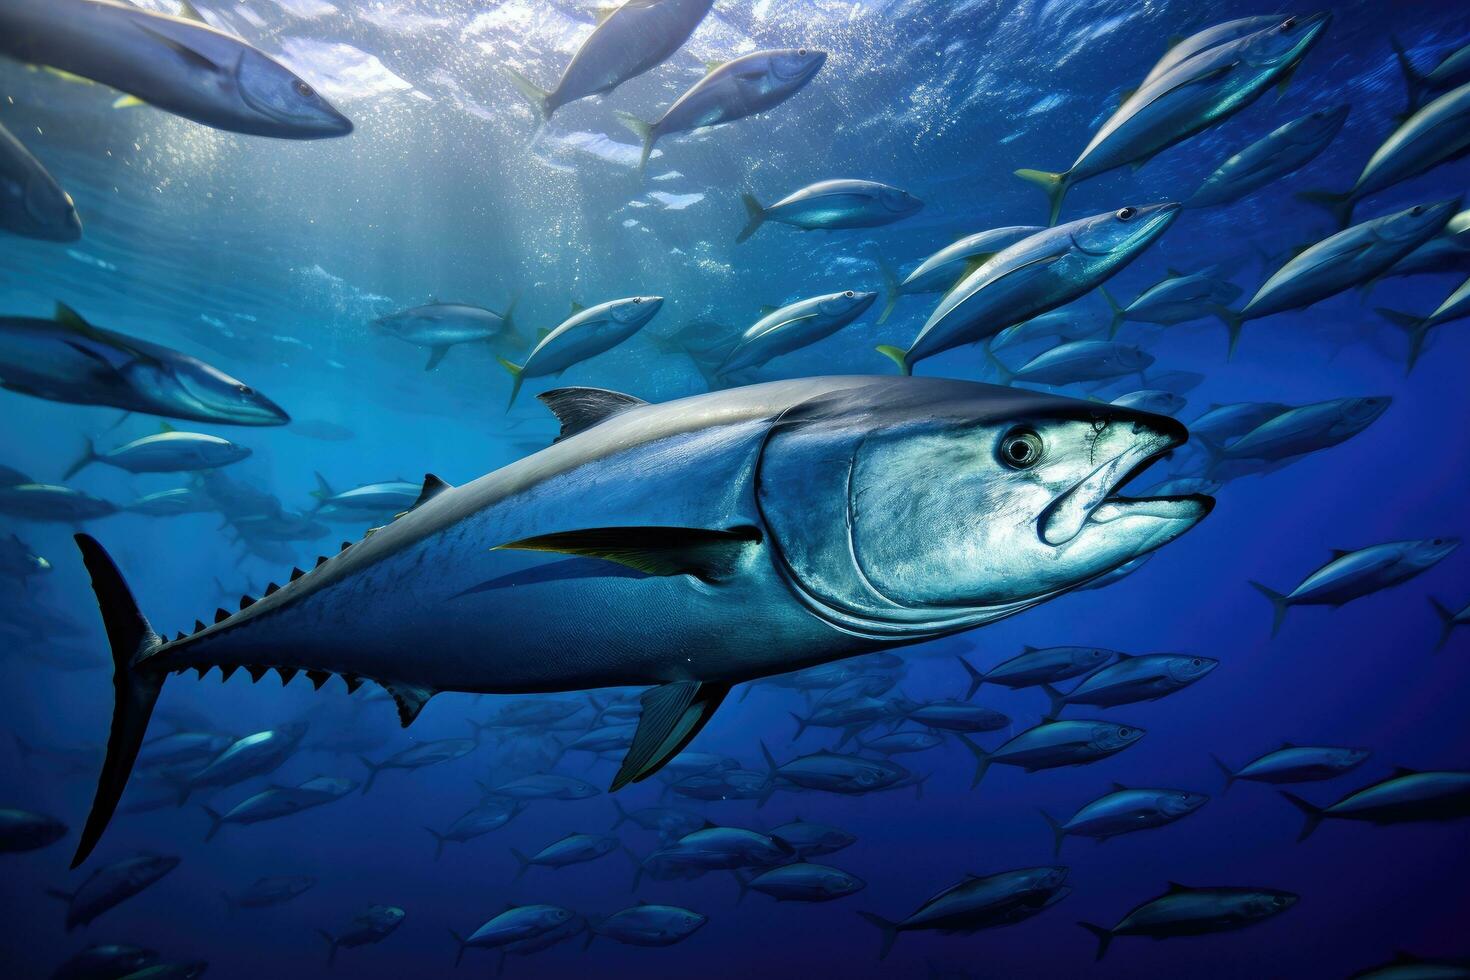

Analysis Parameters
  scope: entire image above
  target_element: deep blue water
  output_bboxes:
[2,1,1468,978]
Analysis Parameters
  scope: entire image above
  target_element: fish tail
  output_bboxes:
[1209,753,1237,795]
[1428,596,1456,651]
[1039,682,1066,721]
[874,344,910,376]
[62,437,98,481]
[310,470,334,503]
[1207,304,1246,360]
[1014,168,1069,226]
[789,711,810,739]
[613,111,654,176]
[1294,189,1355,230]
[1389,35,1425,118]
[1098,284,1125,339]
[201,804,223,842]
[733,870,750,904]
[498,292,526,349]
[875,253,902,325]
[449,927,468,967]
[1374,307,1431,374]
[318,930,339,967]
[69,534,166,869]
[1078,921,1113,961]
[1278,790,1326,842]
[956,655,985,700]
[1039,808,1067,857]
[984,345,1016,385]
[628,846,645,891]
[503,67,553,123]
[1248,580,1291,638]
[610,798,628,829]
[735,193,766,243]
[357,754,383,794]
[955,733,992,790]
[856,911,901,960]
[497,357,524,410]
[510,847,531,881]
[425,826,446,861]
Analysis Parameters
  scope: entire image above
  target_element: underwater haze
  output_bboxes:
[2,1,1469,978]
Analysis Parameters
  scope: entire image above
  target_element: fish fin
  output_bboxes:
[1429,596,1457,651]
[1164,881,1192,892]
[735,193,766,243]
[955,733,991,790]
[503,67,552,122]
[497,357,524,410]
[1389,35,1426,117]
[874,253,902,325]
[131,20,227,73]
[1078,921,1113,960]
[1390,766,1421,778]
[63,437,98,481]
[1274,60,1302,97]
[510,847,531,881]
[493,524,761,584]
[1098,284,1125,338]
[874,344,910,376]
[176,0,207,22]
[611,680,731,790]
[318,930,339,967]
[1374,307,1431,373]
[201,804,224,842]
[1294,189,1355,230]
[613,111,654,175]
[112,95,146,109]
[984,345,1016,385]
[382,682,436,727]
[1248,581,1290,637]
[1207,304,1246,360]
[424,345,450,371]
[1014,168,1069,226]
[1039,683,1066,720]
[410,473,452,511]
[1278,791,1325,841]
[956,655,984,700]
[1039,809,1066,857]
[1209,753,1237,795]
[1115,86,1136,108]
[537,387,648,442]
[69,534,165,868]
[357,755,383,794]
[857,911,901,960]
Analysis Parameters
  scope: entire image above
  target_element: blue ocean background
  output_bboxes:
[2,1,1468,977]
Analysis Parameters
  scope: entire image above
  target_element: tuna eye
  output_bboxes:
[236,384,253,395]
[844,290,854,298]
[294,80,314,98]
[1191,658,1202,667]
[999,429,1042,469]
[1118,728,1132,737]
[798,48,808,56]
[1411,206,1424,216]
[1280,17,1296,30]
[1116,207,1136,221]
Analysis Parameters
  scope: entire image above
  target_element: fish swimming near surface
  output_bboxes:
[1280,768,1470,840]
[1079,883,1297,959]
[1187,401,1293,448]
[1185,105,1349,209]
[373,299,523,371]
[609,801,707,841]
[1250,538,1459,636]
[1040,784,1208,854]
[958,721,1146,789]
[0,304,289,425]
[1016,14,1331,224]
[903,700,1010,734]
[318,904,405,967]
[879,206,1179,375]
[615,48,828,172]
[0,0,352,138]
[1137,16,1291,88]
[359,734,478,793]
[0,119,81,241]
[482,772,600,802]
[714,290,877,381]
[136,731,235,771]
[126,487,213,518]
[987,308,1110,353]
[1376,274,1470,372]
[62,376,1210,866]
[1299,82,1470,228]
[736,179,923,243]
[1211,743,1371,793]
[0,532,51,582]
[1378,207,1470,284]
[761,744,916,798]
[858,866,1070,960]
[64,428,250,480]
[1110,389,1186,416]
[1040,653,1218,718]
[498,296,663,407]
[47,853,179,931]
[879,226,1043,325]
[504,0,714,124]
[1214,199,1459,356]
[765,817,854,857]
[1390,36,1470,117]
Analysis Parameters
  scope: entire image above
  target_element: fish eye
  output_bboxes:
[236,384,253,395]
[998,428,1043,469]
[797,48,808,57]
[1411,206,1425,216]
[1272,895,1287,906]
[1118,727,1132,737]
[1280,17,1296,30]
[1116,207,1136,221]
[632,297,642,304]
[1191,658,1203,667]
[844,290,854,298]
[294,80,314,98]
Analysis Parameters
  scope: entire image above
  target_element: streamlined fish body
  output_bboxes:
[718,290,877,376]
[498,296,662,406]
[0,120,81,241]
[1186,105,1348,209]
[738,180,922,243]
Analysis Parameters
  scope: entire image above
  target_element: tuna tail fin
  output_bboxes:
[1278,791,1326,842]
[613,111,654,176]
[1248,580,1291,638]
[1374,307,1431,374]
[425,826,446,861]
[497,357,525,410]
[610,798,628,830]
[874,344,910,376]
[503,67,552,123]
[498,293,526,350]
[1389,35,1426,118]
[318,929,339,968]
[63,437,98,481]
[735,193,765,244]
[1428,596,1457,651]
[1078,921,1113,961]
[626,845,645,891]
[357,754,384,794]
[1098,285,1125,339]
[1210,753,1237,795]
[1014,168,1070,226]
[856,911,901,960]
[984,345,1016,386]
[957,655,985,700]
[789,711,810,740]
[875,253,902,325]
[1039,809,1066,857]
[1207,304,1246,360]
[201,804,224,842]
[310,471,334,503]
[1294,189,1355,230]
[449,928,469,968]
[733,870,750,904]
[955,733,992,790]
[1039,683,1067,721]
[70,534,165,869]
[510,847,531,881]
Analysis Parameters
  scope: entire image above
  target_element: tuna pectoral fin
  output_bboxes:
[70,534,165,869]
[1014,168,1070,226]
[382,682,436,727]
[494,525,762,585]
[611,680,732,791]
[424,345,450,371]
[537,387,648,443]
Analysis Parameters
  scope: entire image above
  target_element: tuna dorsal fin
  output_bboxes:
[177,0,207,22]
[1329,548,1352,560]
[1280,741,1297,750]
[133,21,227,73]
[1165,881,1191,893]
[537,387,648,442]
[381,682,437,727]
[54,302,94,334]
[569,300,586,315]
[1115,86,1136,108]
[1390,766,1420,778]
[158,422,176,433]
[1021,645,1039,653]
[1114,651,1133,660]
[493,525,762,584]
[704,59,727,74]
[596,6,619,24]
[1111,782,1129,792]
[611,680,732,791]
[759,305,779,316]
[536,327,552,342]
[410,474,452,510]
